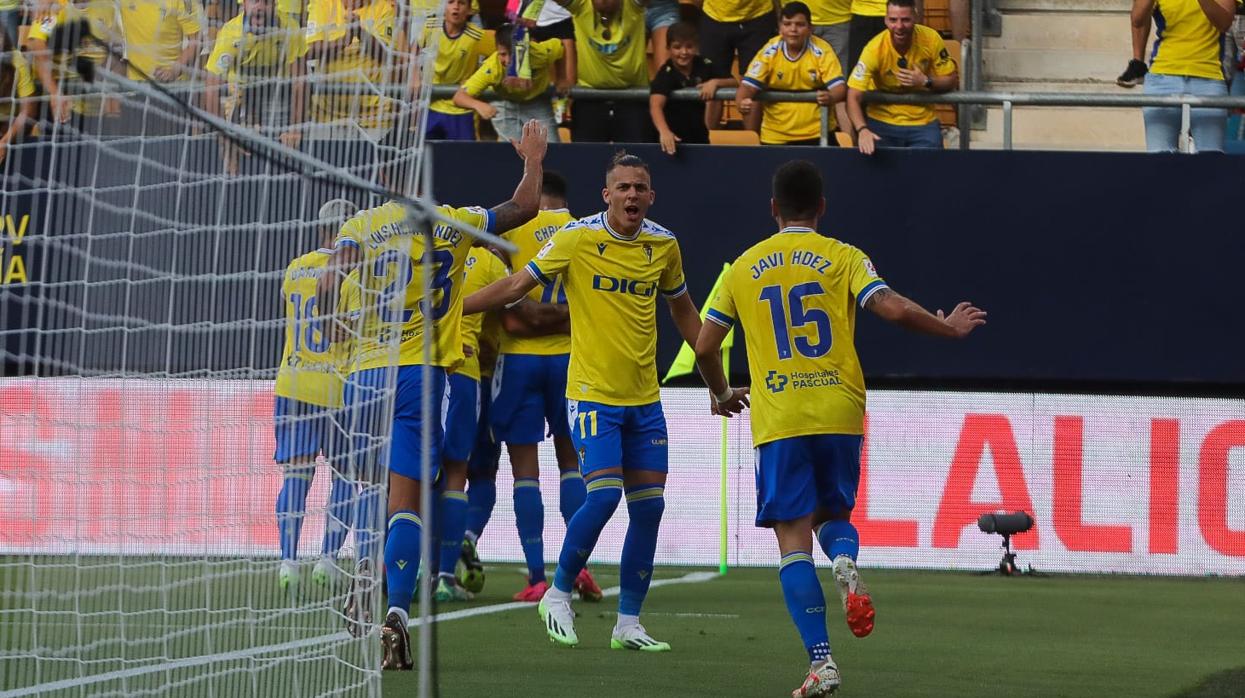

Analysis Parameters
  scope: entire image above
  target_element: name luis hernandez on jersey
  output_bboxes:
[750,249,831,279]
[365,220,464,249]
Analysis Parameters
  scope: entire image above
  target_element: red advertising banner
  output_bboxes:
[2,380,1241,575]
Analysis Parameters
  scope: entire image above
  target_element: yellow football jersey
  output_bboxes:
[1150,0,1241,81]
[850,0,885,16]
[335,201,492,373]
[206,13,307,84]
[463,38,564,104]
[565,0,648,88]
[847,24,956,126]
[459,247,508,381]
[307,0,398,127]
[526,213,687,406]
[744,35,845,143]
[422,19,485,115]
[2,49,36,128]
[499,208,574,356]
[275,248,345,408]
[118,0,206,80]
[702,0,773,23]
[707,228,888,444]
[26,2,118,115]
[811,0,852,26]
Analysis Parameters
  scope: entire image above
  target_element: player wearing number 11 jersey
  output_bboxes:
[694,160,986,697]
[317,120,548,671]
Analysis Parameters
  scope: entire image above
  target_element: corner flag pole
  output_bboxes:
[661,263,734,575]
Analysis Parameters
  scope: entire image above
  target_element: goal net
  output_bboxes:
[0,1,456,694]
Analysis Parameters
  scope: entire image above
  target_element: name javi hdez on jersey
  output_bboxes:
[334,201,493,373]
[525,213,687,406]
[275,249,359,407]
[500,208,575,355]
[706,228,889,443]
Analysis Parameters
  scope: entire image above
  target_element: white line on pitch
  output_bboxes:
[1,570,719,697]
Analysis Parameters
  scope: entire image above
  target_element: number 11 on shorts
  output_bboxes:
[577,410,598,438]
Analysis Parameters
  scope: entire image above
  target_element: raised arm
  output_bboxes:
[863,287,986,338]
[487,120,548,233]
[316,243,360,324]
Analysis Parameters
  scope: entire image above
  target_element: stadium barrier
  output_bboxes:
[2,378,1241,575]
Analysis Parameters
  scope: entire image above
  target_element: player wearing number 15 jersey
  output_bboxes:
[694,160,986,697]
[463,151,706,653]
[317,120,548,672]
[272,199,360,594]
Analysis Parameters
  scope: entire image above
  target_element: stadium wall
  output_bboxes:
[3,141,1244,389]
[2,379,1242,576]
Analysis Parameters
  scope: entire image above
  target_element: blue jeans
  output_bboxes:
[865,117,943,149]
[1142,72,1227,153]
[0,9,19,46]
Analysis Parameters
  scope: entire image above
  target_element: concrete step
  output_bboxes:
[984,47,1133,83]
[970,101,1145,150]
[985,11,1133,52]
[996,0,1130,12]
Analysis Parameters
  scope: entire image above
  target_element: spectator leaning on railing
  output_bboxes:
[1132,0,1240,152]
[205,0,308,172]
[649,21,734,153]
[737,2,845,146]
[118,0,206,82]
[521,0,650,143]
[1,31,37,165]
[26,0,121,124]
[453,23,564,142]
[696,0,778,133]
[846,0,956,154]
[306,0,399,131]
[412,0,485,141]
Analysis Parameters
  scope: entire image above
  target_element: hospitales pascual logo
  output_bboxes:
[765,370,788,393]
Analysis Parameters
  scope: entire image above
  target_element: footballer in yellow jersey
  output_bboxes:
[846,1,957,153]
[487,172,602,602]
[739,4,846,144]
[693,161,985,696]
[417,0,485,140]
[316,120,545,666]
[272,199,360,591]
[463,152,705,650]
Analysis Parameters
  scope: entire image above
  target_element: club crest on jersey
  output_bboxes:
[597,242,607,255]
[765,370,789,393]
[642,242,652,263]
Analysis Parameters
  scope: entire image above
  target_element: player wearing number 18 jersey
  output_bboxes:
[272,199,360,593]
[317,120,548,671]
[694,160,986,697]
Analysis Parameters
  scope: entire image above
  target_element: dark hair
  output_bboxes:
[605,150,649,177]
[772,161,823,220]
[666,21,698,47]
[542,171,568,199]
[780,1,812,22]
[495,23,515,51]
[887,0,916,8]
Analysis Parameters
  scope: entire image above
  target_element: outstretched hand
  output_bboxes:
[711,387,751,417]
[511,119,548,162]
[937,301,988,338]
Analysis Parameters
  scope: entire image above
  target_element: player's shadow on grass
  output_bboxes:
[1170,667,1245,698]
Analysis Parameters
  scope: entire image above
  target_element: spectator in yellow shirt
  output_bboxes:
[412,0,485,141]
[1,34,37,164]
[738,2,845,145]
[846,0,956,154]
[453,24,565,142]
[204,0,308,171]
[25,0,121,123]
[119,0,206,82]
[306,0,399,131]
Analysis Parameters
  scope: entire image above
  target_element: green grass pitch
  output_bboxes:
[2,559,1241,697]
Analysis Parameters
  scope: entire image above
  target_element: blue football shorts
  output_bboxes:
[566,399,668,477]
[342,365,446,482]
[468,381,502,477]
[273,396,346,464]
[490,353,572,444]
[753,434,863,527]
[443,373,481,463]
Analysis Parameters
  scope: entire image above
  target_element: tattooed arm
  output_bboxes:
[486,120,548,237]
[863,287,987,338]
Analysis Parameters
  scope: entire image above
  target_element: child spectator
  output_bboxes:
[649,22,733,154]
